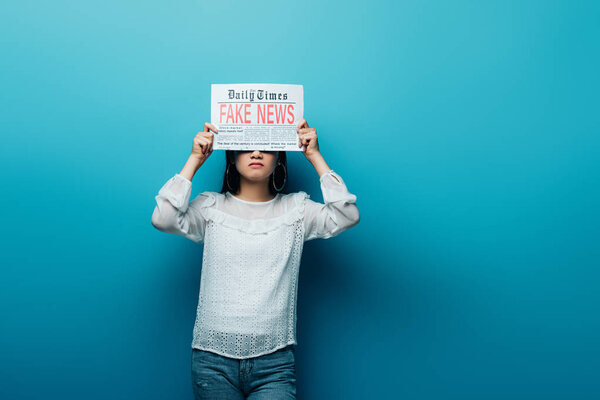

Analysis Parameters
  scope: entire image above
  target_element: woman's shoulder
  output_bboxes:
[197,190,226,199]
[280,190,308,198]
[191,190,308,234]
[280,191,311,205]
[202,191,310,201]
[283,189,313,197]
[189,191,223,209]
[190,191,310,211]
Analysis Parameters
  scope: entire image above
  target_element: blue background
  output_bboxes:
[1,1,599,399]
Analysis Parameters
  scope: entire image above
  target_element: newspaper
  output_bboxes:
[211,83,304,151]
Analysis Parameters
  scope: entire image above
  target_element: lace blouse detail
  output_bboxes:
[151,169,360,359]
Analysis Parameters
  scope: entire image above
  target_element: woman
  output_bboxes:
[151,119,360,399]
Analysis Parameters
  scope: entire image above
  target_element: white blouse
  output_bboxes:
[151,169,360,359]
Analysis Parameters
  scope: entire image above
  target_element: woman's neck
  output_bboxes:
[235,176,275,202]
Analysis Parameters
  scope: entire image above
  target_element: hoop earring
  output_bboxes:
[226,163,235,192]
[271,162,287,192]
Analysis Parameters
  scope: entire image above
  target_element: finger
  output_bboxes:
[298,138,305,150]
[203,122,219,133]
[195,136,209,145]
[298,128,315,134]
[207,122,219,133]
[298,133,306,146]
[202,131,215,140]
[194,138,203,149]
[298,132,316,143]
[297,130,314,138]
[296,119,308,131]
[197,138,209,154]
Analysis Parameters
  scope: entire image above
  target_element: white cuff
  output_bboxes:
[157,174,192,211]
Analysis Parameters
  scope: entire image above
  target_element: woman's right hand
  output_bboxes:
[191,122,218,164]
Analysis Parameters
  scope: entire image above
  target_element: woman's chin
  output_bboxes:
[241,172,271,181]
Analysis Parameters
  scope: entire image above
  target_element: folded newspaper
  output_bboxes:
[210,83,304,151]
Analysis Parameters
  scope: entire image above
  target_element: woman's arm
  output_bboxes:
[297,119,333,178]
[179,122,217,180]
[297,120,360,241]
[151,123,217,242]
[303,170,360,241]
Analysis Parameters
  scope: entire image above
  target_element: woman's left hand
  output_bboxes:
[297,119,320,159]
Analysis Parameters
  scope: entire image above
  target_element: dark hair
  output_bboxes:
[220,150,288,195]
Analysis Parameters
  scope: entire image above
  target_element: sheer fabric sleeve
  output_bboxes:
[151,173,213,243]
[303,170,360,242]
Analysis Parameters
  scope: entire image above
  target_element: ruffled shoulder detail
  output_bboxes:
[199,191,308,234]
[294,190,309,218]
[188,190,218,211]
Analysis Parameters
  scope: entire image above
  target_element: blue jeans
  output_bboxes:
[191,345,297,399]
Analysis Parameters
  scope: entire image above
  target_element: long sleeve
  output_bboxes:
[151,174,212,243]
[303,170,360,242]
